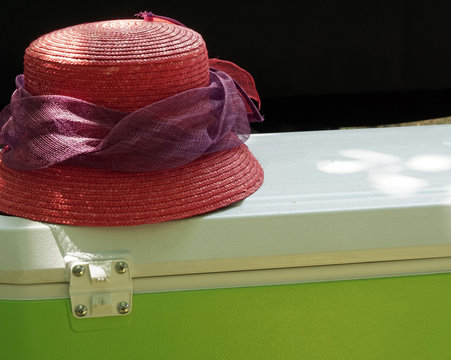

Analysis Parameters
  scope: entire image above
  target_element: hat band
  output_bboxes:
[0,69,262,172]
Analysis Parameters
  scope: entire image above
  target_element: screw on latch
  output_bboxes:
[117,301,130,315]
[115,261,128,274]
[74,304,88,317]
[72,264,85,277]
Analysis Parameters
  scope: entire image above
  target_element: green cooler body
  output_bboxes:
[2,126,451,359]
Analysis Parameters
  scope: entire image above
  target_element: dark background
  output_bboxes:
[2,1,451,131]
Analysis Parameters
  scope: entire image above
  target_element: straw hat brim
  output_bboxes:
[0,144,263,226]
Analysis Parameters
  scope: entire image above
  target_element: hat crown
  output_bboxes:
[24,19,210,112]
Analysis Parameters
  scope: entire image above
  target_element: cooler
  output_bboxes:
[2,125,451,359]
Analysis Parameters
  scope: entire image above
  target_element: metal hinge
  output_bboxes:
[68,259,133,318]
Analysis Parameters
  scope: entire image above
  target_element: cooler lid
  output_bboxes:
[1,125,451,288]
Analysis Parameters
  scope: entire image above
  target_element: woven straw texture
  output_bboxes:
[24,19,210,112]
[0,144,263,226]
[0,17,264,226]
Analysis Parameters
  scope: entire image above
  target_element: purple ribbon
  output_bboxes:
[134,11,187,27]
[0,70,262,172]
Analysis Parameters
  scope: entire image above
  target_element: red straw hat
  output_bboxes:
[0,12,264,226]
[24,15,210,113]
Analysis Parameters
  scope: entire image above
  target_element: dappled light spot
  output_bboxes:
[315,146,451,197]
[406,154,451,173]
[317,149,402,175]
[369,173,429,196]
[316,160,372,174]
[339,149,400,165]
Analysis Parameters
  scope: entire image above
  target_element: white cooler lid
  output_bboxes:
[2,125,451,296]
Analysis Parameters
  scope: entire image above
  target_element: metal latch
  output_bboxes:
[69,259,133,318]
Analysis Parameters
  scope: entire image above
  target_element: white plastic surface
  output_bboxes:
[1,125,451,295]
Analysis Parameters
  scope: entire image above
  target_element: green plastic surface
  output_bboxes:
[2,273,451,359]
